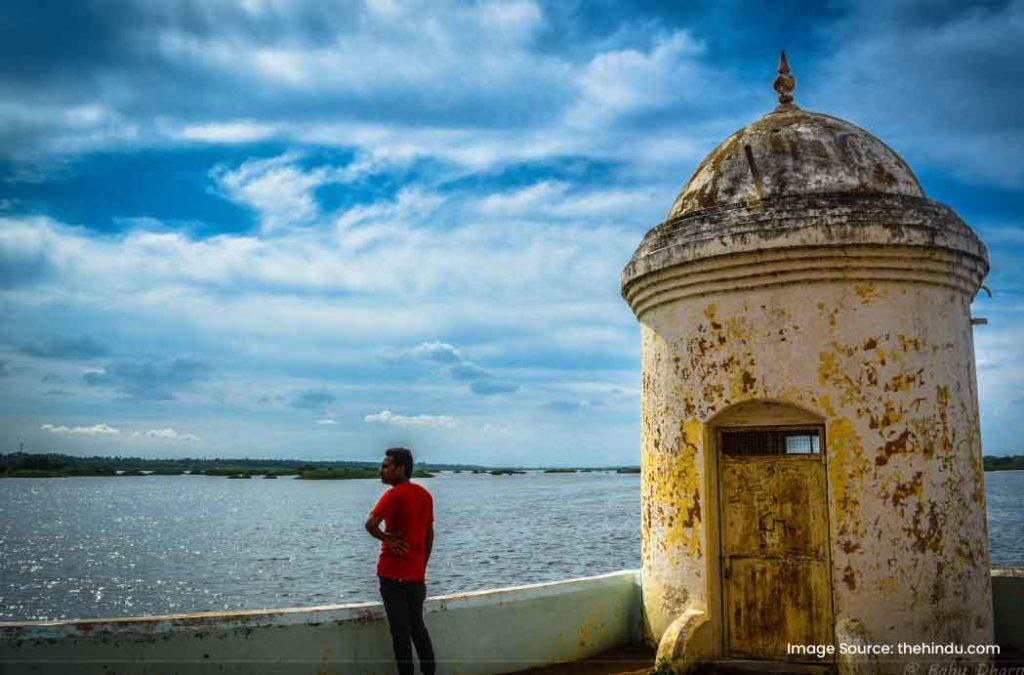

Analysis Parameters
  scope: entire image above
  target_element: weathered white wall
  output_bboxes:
[637,273,993,661]
[0,570,642,674]
[622,166,995,675]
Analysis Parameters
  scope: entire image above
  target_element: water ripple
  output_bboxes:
[1,470,1020,621]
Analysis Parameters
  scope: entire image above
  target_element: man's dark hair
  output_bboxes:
[385,447,414,478]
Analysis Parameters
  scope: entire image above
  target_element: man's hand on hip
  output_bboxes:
[383,532,408,556]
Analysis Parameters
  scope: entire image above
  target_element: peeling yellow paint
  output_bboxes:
[817,350,839,387]
[811,395,835,417]
[636,279,991,653]
[854,282,886,304]
[643,418,704,565]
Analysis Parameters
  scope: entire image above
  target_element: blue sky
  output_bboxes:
[1,0,1022,466]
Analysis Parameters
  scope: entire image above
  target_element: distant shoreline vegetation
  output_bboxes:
[984,455,1024,472]
[4,451,1021,477]
[0,453,433,479]
[0,452,644,479]
[297,468,435,480]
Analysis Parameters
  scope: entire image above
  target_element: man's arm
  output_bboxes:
[424,522,433,567]
[365,514,408,555]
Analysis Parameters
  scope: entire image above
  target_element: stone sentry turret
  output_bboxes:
[621,54,993,673]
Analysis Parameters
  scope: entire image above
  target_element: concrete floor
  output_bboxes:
[513,643,656,675]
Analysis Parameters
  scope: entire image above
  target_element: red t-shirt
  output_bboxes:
[370,481,434,581]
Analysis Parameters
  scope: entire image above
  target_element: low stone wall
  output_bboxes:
[0,569,643,674]
[993,567,1024,657]
[3,567,1020,672]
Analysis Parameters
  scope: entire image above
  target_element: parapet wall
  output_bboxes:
[2,568,1021,672]
[0,570,643,674]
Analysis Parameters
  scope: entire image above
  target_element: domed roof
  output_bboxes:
[667,56,923,219]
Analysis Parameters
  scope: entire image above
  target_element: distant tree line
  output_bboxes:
[1,451,644,478]
[984,455,1024,472]
[0,452,467,478]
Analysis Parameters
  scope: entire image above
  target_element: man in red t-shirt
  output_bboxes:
[364,447,435,675]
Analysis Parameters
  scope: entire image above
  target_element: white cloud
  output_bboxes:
[477,0,543,36]
[474,180,657,221]
[364,410,455,429]
[315,419,338,425]
[211,154,335,232]
[0,0,731,181]
[2,3,1021,461]
[41,423,120,436]
[567,31,707,128]
[63,104,115,127]
[177,120,277,144]
[0,170,640,338]
[402,341,463,364]
[0,100,139,159]
[385,339,521,396]
[151,0,563,115]
[146,428,201,442]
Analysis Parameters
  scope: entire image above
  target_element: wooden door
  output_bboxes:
[718,426,834,660]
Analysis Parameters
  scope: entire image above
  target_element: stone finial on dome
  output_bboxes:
[773,51,798,112]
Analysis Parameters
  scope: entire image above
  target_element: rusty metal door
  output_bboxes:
[718,426,834,660]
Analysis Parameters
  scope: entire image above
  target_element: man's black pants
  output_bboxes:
[378,576,436,675]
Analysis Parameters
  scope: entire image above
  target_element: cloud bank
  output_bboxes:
[1,0,1021,462]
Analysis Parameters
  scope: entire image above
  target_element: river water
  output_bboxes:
[1,470,1021,621]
